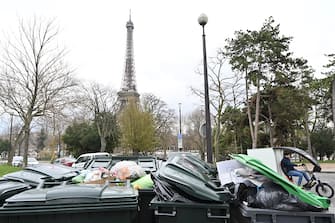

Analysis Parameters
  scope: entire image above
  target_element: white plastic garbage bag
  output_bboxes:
[111,161,146,180]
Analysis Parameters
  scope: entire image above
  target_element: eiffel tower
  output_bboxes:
[117,13,140,109]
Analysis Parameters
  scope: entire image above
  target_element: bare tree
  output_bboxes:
[0,17,76,166]
[141,93,176,157]
[80,82,119,152]
[184,107,205,160]
[192,52,244,161]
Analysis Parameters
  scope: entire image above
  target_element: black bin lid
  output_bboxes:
[3,184,138,208]
[157,159,232,203]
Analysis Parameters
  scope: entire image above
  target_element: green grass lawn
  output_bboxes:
[0,164,22,177]
[319,160,335,163]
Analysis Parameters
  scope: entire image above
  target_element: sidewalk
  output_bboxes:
[320,163,335,172]
[302,163,335,173]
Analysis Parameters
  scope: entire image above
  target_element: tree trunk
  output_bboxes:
[100,136,106,152]
[22,126,30,168]
[213,119,221,162]
[7,128,24,165]
[246,75,255,148]
[333,79,335,137]
[267,104,274,147]
[253,78,261,149]
[7,145,15,165]
[304,112,314,157]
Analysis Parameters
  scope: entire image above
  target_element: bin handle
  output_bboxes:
[207,209,229,219]
[154,208,176,217]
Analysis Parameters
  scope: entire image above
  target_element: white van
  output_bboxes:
[12,156,23,167]
[72,152,110,169]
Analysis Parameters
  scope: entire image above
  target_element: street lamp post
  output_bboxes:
[178,103,183,151]
[9,113,13,153]
[178,103,182,135]
[198,13,213,163]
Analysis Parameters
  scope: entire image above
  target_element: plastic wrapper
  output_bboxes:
[71,168,113,184]
[131,174,153,189]
[72,169,90,183]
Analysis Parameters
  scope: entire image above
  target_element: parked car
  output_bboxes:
[83,157,113,170]
[72,152,110,169]
[12,156,39,167]
[53,157,76,167]
[27,157,39,166]
[12,156,23,167]
[109,155,159,173]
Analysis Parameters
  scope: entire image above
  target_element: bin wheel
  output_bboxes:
[316,182,334,198]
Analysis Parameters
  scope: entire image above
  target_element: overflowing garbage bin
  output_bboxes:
[149,153,233,223]
[220,154,335,223]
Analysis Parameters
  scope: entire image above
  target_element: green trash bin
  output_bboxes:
[0,184,138,223]
[150,196,230,223]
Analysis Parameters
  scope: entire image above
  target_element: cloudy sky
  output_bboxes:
[0,0,334,115]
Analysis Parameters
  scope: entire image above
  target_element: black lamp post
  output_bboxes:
[178,103,182,135]
[178,103,183,151]
[9,113,13,154]
[198,13,213,163]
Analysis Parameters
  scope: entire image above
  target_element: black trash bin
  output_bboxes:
[0,180,31,205]
[232,203,335,223]
[149,153,233,223]
[0,183,138,223]
[138,188,156,223]
[156,156,232,203]
[150,196,230,223]
[106,155,158,223]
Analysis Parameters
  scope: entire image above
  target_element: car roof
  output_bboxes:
[78,152,109,157]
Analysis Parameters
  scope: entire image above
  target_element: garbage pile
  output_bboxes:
[72,161,145,183]
[217,154,330,211]
[0,153,333,223]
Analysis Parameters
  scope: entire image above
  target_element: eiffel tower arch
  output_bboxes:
[117,13,140,109]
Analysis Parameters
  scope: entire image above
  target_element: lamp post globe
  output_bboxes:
[198,13,213,163]
[198,13,208,26]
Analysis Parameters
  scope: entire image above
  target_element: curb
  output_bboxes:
[321,171,335,173]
